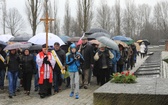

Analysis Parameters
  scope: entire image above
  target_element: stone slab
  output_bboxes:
[136,70,160,75]
[94,78,168,105]
[137,74,160,78]
[139,65,160,68]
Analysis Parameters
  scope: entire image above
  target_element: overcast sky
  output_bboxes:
[4,0,166,35]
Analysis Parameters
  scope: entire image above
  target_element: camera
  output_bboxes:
[74,54,80,60]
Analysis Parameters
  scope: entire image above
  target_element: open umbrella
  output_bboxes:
[96,36,119,51]
[85,28,110,35]
[113,36,134,45]
[10,35,31,42]
[4,42,32,50]
[137,40,143,43]
[87,32,111,39]
[112,36,129,41]
[29,44,53,51]
[134,42,140,52]
[0,34,14,42]
[59,35,70,43]
[28,33,65,46]
[114,40,128,48]
[143,39,150,45]
[68,37,80,42]
[0,41,7,49]
[124,37,134,45]
[89,40,100,45]
[29,45,42,51]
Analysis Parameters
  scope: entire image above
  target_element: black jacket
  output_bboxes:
[81,42,94,70]
[94,49,111,69]
[21,54,36,73]
[7,53,20,72]
[0,51,6,70]
[53,49,66,73]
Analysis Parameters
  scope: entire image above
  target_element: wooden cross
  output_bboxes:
[40,12,54,50]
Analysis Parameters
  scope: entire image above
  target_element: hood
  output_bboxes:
[70,43,76,49]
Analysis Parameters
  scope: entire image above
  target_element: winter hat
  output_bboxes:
[98,43,106,48]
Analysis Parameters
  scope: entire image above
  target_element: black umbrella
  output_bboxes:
[143,39,150,45]
[29,45,42,51]
[85,28,111,35]
[4,42,32,51]
[87,32,111,39]
[29,44,53,51]
[10,36,31,42]
[0,41,7,49]
[68,37,80,42]
[59,35,70,43]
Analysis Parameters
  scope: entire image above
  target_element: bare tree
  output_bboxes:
[76,0,93,35]
[63,0,71,36]
[114,0,121,35]
[96,0,112,32]
[136,4,151,38]
[70,17,80,36]
[5,8,25,36]
[0,0,6,34]
[122,0,136,38]
[25,0,43,36]
[153,1,168,36]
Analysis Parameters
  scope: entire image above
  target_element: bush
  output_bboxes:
[111,71,137,83]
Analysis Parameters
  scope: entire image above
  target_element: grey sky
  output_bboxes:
[4,0,166,35]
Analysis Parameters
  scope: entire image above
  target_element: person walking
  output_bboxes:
[110,49,120,74]
[94,43,114,86]
[0,45,6,90]
[140,42,146,58]
[51,42,66,94]
[79,37,93,89]
[117,44,127,73]
[36,44,55,98]
[6,49,20,98]
[66,43,84,99]
[21,49,36,95]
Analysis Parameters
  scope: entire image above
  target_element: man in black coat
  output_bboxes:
[79,37,94,89]
[0,45,6,90]
[52,42,66,93]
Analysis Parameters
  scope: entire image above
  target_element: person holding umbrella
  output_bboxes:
[6,49,20,98]
[94,43,114,86]
[36,44,55,98]
[140,42,146,58]
[0,45,6,90]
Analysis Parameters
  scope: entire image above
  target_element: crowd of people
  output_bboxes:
[0,37,148,99]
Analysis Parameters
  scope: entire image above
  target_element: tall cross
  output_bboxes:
[40,11,54,50]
